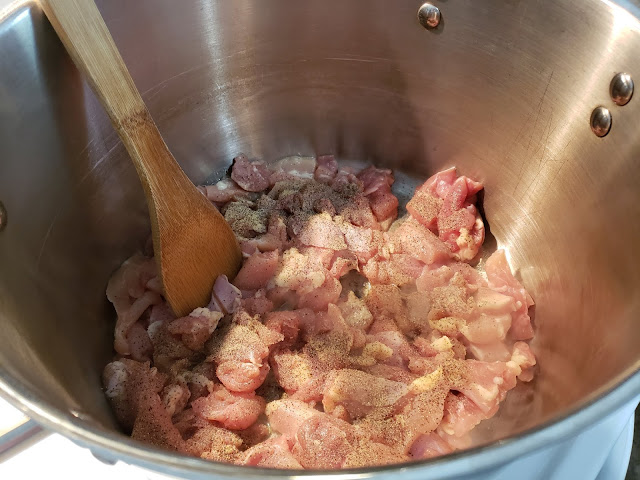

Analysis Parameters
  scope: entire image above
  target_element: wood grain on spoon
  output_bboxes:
[40,0,242,317]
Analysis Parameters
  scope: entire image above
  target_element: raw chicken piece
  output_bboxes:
[363,253,426,286]
[233,250,280,291]
[460,312,512,345]
[337,291,374,330]
[103,359,164,431]
[103,359,186,452]
[367,330,417,367]
[439,392,486,438]
[148,319,196,372]
[409,432,453,459]
[168,308,223,351]
[389,218,451,266]
[265,398,320,440]
[293,414,357,469]
[485,249,535,340]
[339,195,379,229]
[437,176,485,260]
[105,157,536,469]
[126,322,153,362]
[264,310,302,346]
[192,384,265,430]
[270,349,313,394]
[206,313,282,392]
[273,249,343,311]
[297,213,347,251]
[106,253,162,356]
[322,369,408,419]
[204,178,248,204]
[340,222,383,263]
[240,292,275,317]
[270,156,317,184]
[397,386,449,449]
[363,364,419,384]
[231,154,271,192]
[242,436,303,469]
[458,359,517,415]
[357,166,398,224]
[314,154,338,183]
[332,167,364,194]
[407,167,485,260]
[216,361,270,393]
[273,247,326,296]
[161,383,190,417]
[173,410,244,460]
[131,393,186,453]
[344,440,408,467]
[208,275,242,314]
[510,341,537,381]
[298,275,342,311]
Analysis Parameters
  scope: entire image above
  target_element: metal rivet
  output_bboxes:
[590,106,612,137]
[0,201,6,232]
[418,3,441,29]
[610,73,634,106]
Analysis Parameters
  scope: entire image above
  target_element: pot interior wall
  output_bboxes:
[1,0,639,450]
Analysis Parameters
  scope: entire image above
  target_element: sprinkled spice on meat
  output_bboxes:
[103,154,536,468]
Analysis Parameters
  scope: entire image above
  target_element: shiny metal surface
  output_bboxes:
[0,0,639,478]
[590,106,613,137]
[611,72,634,106]
[417,3,441,29]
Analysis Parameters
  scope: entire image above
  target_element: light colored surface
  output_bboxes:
[1,434,172,479]
[0,397,27,436]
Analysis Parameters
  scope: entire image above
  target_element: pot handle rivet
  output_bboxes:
[590,106,612,137]
[418,3,441,29]
[610,73,633,106]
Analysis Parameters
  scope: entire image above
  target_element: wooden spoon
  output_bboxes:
[40,0,242,317]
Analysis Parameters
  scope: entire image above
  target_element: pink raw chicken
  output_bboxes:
[106,254,162,356]
[357,166,399,224]
[315,154,339,183]
[231,154,271,192]
[103,157,536,470]
[293,413,358,469]
[208,275,241,314]
[203,178,248,204]
[322,369,408,418]
[242,436,303,468]
[485,249,535,340]
[407,167,485,260]
[233,250,280,291]
[270,156,317,184]
[192,384,265,430]
[168,308,223,351]
[266,398,320,440]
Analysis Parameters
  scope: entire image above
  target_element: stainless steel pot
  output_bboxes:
[0,0,639,478]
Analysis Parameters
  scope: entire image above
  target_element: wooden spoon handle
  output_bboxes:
[40,0,189,201]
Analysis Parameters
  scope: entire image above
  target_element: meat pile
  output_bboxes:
[103,154,536,469]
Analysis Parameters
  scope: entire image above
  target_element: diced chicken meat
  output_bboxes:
[231,154,271,192]
[315,154,339,183]
[192,384,265,430]
[104,157,535,469]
